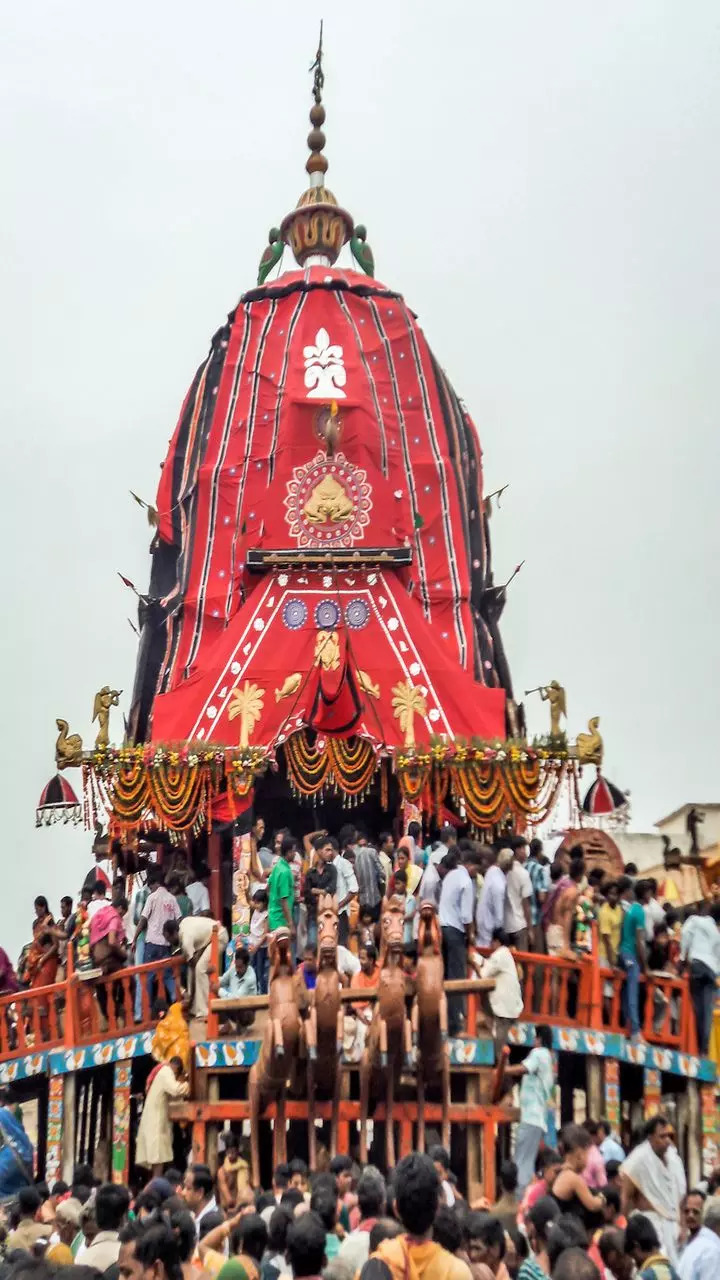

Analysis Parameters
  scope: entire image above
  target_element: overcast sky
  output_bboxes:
[2,2,718,959]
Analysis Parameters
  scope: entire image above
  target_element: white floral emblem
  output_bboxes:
[303,328,347,399]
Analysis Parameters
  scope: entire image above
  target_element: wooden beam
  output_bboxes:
[209,978,497,1014]
[170,1099,513,1125]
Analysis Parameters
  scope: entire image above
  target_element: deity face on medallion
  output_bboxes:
[284,451,372,549]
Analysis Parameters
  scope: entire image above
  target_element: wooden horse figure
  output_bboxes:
[305,894,344,1166]
[412,900,450,1152]
[359,895,412,1169]
[247,929,304,1185]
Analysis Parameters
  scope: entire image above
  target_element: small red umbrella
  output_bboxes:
[36,774,82,828]
[582,773,628,818]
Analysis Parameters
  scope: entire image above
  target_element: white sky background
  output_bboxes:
[1,1,718,959]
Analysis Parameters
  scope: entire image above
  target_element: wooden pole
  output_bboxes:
[208,831,222,922]
[687,1081,701,1187]
[207,1076,220,1174]
[61,1073,76,1183]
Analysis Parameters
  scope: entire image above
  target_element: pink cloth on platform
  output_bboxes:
[89,904,125,948]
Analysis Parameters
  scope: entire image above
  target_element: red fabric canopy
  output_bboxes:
[151,568,505,750]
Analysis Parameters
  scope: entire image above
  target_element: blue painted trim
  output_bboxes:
[0,1025,715,1083]
[508,1024,717,1082]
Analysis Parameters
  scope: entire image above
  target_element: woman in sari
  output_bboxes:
[23,898,58,989]
[0,949,19,996]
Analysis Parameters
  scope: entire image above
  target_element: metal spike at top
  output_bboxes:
[310,20,324,104]
[306,20,328,185]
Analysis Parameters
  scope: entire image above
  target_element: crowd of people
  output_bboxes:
[2,1114,720,1280]
[4,820,720,1054]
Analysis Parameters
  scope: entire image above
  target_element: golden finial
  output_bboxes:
[280,22,354,269]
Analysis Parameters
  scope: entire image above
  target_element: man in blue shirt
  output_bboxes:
[439,849,480,1034]
[503,1024,555,1193]
[618,876,649,1042]
[526,838,551,952]
[597,1117,626,1163]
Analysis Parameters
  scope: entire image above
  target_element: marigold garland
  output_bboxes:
[81,737,576,833]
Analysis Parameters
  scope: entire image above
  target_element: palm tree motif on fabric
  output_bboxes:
[303,328,347,400]
[391,680,428,749]
[228,682,265,748]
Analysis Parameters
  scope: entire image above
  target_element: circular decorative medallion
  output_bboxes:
[345,598,370,630]
[314,599,341,630]
[284,451,373,549]
[282,599,308,630]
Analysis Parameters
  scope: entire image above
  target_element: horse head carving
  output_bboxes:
[269,929,293,981]
[379,895,406,964]
[417,899,442,955]
[317,894,339,968]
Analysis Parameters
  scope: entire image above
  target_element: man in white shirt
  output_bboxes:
[182,1163,218,1230]
[134,868,181,1007]
[504,839,533,951]
[644,878,667,941]
[186,865,211,916]
[330,838,358,947]
[337,944,361,982]
[86,879,110,921]
[470,927,523,1054]
[679,1190,720,1280]
[164,915,229,1018]
[429,824,458,867]
[680,905,720,1055]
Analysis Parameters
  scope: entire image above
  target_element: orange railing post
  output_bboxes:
[64,941,77,1048]
[587,922,603,1029]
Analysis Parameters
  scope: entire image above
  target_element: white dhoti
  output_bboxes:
[135,1063,189,1168]
[343,1014,368,1062]
[622,1139,685,1268]
[193,925,229,1017]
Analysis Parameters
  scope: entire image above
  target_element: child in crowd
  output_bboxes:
[357,906,377,952]
[393,870,416,945]
[298,944,317,991]
[248,888,269,994]
[402,943,417,980]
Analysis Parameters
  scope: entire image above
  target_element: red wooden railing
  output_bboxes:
[0,982,65,1060]
[0,946,184,1060]
[0,926,701,1062]
[72,954,184,1046]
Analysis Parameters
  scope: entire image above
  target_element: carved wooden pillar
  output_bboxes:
[701,1083,718,1178]
[61,1074,76,1183]
[604,1059,620,1134]
[111,1061,131,1184]
[45,1075,64,1184]
[687,1081,701,1187]
[644,1068,662,1118]
[586,1056,603,1122]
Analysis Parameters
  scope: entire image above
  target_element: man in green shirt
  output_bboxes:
[618,875,648,1042]
[268,835,297,937]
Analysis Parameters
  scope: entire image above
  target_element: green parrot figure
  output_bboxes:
[350,224,375,277]
[257,227,283,285]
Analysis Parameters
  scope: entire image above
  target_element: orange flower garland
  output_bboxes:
[83,738,576,833]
